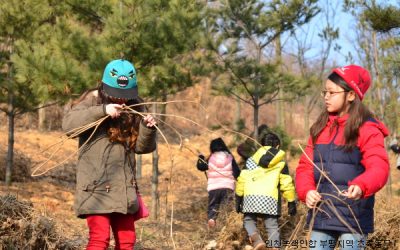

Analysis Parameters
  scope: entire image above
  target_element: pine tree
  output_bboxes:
[0,0,57,185]
[344,0,400,133]
[204,0,319,139]
[0,0,113,184]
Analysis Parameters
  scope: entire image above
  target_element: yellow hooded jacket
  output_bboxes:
[235,146,295,215]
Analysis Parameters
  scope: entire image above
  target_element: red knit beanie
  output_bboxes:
[332,65,371,100]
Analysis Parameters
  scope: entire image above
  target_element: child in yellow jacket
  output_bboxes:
[236,132,296,250]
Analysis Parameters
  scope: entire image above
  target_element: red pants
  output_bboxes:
[86,213,136,250]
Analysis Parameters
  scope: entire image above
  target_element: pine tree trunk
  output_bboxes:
[160,93,167,124]
[5,87,15,186]
[289,101,293,133]
[38,105,46,131]
[304,97,310,140]
[253,100,259,141]
[372,31,385,119]
[27,113,34,130]
[275,35,285,128]
[151,145,159,220]
[234,96,241,141]
[151,103,159,220]
[276,91,285,128]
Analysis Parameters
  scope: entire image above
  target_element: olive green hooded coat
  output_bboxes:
[62,91,156,218]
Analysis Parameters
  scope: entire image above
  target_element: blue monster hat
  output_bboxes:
[101,59,138,100]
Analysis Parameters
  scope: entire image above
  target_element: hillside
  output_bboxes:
[1,81,400,249]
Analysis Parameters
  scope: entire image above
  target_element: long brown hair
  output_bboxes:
[107,98,145,149]
[69,85,146,150]
[310,73,375,150]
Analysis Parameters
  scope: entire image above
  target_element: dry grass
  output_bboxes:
[1,127,400,249]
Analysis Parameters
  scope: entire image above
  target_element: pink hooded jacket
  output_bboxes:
[207,151,235,191]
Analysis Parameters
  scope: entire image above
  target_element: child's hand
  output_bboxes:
[143,114,157,127]
[196,154,208,171]
[306,190,322,208]
[343,185,363,200]
[105,104,123,118]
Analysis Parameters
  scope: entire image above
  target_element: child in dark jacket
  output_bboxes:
[197,138,240,228]
[236,132,296,250]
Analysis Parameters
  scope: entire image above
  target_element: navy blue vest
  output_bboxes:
[307,130,374,234]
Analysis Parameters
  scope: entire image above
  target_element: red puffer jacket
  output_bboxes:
[295,114,389,233]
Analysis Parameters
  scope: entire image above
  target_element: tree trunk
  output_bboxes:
[234,96,241,141]
[304,97,310,140]
[151,103,159,220]
[27,113,34,130]
[288,101,293,133]
[275,35,285,128]
[371,31,385,119]
[159,93,167,125]
[276,91,285,128]
[151,145,159,220]
[38,104,46,131]
[253,99,259,141]
[5,88,15,186]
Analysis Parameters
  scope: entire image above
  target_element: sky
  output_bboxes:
[282,0,399,67]
[281,0,356,67]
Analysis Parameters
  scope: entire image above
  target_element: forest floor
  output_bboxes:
[1,127,400,249]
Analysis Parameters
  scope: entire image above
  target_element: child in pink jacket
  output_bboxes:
[197,138,240,228]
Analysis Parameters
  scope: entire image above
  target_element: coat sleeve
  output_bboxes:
[295,137,316,202]
[279,172,296,202]
[348,125,389,198]
[231,157,241,179]
[235,172,245,197]
[62,97,106,136]
[196,155,208,171]
[281,162,289,175]
[134,122,157,154]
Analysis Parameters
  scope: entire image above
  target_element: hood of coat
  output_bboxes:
[210,137,230,153]
[252,146,285,169]
[209,151,232,168]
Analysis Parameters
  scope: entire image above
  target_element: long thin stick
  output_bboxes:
[297,143,343,194]
[31,116,109,176]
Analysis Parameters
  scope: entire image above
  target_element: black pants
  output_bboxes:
[208,188,233,220]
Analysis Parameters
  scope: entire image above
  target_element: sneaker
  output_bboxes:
[208,219,216,228]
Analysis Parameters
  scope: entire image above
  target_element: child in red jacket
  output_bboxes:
[295,65,389,250]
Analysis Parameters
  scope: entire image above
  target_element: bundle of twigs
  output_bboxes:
[0,194,78,249]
